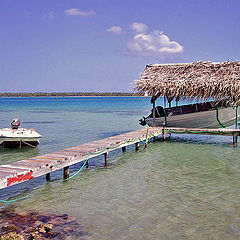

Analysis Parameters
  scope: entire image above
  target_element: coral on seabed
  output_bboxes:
[1,232,24,240]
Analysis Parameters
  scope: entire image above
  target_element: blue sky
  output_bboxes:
[0,0,239,92]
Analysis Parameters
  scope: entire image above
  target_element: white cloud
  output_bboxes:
[131,22,148,33]
[107,26,124,35]
[47,11,54,19]
[65,8,96,16]
[127,30,183,56]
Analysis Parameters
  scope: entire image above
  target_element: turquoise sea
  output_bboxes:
[0,97,240,239]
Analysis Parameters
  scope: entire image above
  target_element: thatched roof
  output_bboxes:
[135,61,240,104]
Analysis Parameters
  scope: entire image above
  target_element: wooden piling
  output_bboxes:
[145,128,149,148]
[135,142,140,151]
[46,173,50,181]
[233,133,238,146]
[162,124,166,141]
[63,166,70,179]
[104,153,108,166]
[122,146,126,152]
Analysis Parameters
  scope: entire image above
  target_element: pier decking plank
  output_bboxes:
[0,126,239,190]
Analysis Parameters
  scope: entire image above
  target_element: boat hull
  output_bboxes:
[146,106,238,128]
[0,128,41,148]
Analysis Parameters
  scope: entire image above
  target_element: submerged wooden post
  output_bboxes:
[104,152,108,166]
[162,124,166,141]
[135,142,140,151]
[46,173,50,181]
[233,133,238,146]
[122,146,126,152]
[145,128,149,148]
[63,166,70,179]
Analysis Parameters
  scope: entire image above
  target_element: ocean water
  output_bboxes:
[0,97,240,240]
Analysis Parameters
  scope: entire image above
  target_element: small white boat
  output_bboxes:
[140,101,239,129]
[0,118,42,148]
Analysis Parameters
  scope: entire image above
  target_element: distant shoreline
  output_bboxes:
[0,92,145,97]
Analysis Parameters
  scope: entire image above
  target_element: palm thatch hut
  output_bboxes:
[135,61,240,105]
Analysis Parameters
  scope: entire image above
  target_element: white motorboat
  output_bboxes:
[0,118,42,148]
[139,101,239,128]
[135,61,240,129]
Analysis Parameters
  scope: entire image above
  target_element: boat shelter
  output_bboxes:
[135,61,240,105]
[135,61,240,127]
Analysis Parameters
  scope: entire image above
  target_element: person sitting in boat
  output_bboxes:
[149,106,165,118]
[139,106,165,126]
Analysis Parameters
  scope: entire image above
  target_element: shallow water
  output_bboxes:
[0,97,240,239]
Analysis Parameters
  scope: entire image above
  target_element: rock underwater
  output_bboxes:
[0,210,88,240]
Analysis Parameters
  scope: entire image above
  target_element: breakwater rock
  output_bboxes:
[0,210,88,239]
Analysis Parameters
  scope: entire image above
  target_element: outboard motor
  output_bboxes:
[11,118,21,129]
[139,117,147,126]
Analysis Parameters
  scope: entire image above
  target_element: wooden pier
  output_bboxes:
[0,127,239,190]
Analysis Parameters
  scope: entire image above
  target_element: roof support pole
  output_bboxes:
[235,105,239,129]
[153,100,156,127]
[168,101,171,108]
[234,105,239,146]
[164,96,166,109]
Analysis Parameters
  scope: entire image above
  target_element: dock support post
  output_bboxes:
[104,152,108,167]
[162,124,166,141]
[46,173,50,181]
[233,133,238,147]
[145,128,149,148]
[86,160,89,168]
[135,142,140,151]
[63,166,70,179]
[122,146,126,152]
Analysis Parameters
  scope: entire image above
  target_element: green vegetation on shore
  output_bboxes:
[0,92,142,97]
